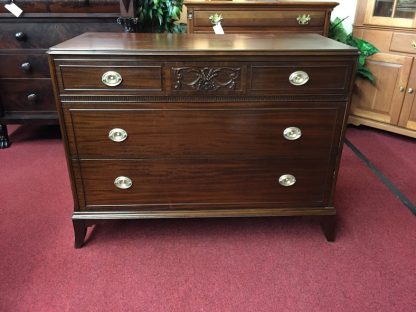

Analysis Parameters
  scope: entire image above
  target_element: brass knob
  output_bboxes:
[21,62,31,72]
[412,41,416,48]
[289,71,309,86]
[297,14,311,25]
[108,128,128,142]
[114,176,133,189]
[15,32,26,41]
[102,71,123,87]
[278,174,296,187]
[400,86,405,92]
[27,93,37,103]
[408,88,414,94]
[283,127,302,140]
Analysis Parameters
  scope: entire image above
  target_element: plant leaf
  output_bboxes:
[354,38,380,56]
[357,66,376,85]
[329,17,379,85]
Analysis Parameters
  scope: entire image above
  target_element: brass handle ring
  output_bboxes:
[114,176,133,189]
[278,174,296,187]
[289,71,309,86]
[102,71,123,87]
[109,128,128,142]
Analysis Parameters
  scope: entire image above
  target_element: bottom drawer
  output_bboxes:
[77,159,332,209]
[0,79,55,112]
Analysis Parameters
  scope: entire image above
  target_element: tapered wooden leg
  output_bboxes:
[0,124,11,149]
[73,219,88,248]
[320,215,336,242]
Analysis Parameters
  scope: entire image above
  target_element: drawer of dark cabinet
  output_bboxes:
[248,63,352,95]
[192,10,326,28]
[77,158,331,208]
[0,0,119,14]
[0,54,49,78]
[0,22,120,49]
[66,107,342,159]
[0,79,55,112]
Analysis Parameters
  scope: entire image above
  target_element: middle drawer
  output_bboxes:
[67,107,342,159]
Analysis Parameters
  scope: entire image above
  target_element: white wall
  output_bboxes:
[323,0,358,33]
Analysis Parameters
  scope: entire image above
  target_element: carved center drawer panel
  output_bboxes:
[67,108,342,159]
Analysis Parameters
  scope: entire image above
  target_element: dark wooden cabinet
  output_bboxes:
[48,33,357,247]
[0,0,122,148]
[185,0,338,36]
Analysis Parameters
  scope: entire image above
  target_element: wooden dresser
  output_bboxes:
[350,0,416,138]
[184,0,338,36]
[48,33,358,248]
[0,0,121,148]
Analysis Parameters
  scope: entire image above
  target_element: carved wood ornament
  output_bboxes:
[173,67,241,91]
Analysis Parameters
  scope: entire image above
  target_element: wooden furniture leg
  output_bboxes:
[0,124,11,149]
[320,215,336,242]
[73,219,88,248]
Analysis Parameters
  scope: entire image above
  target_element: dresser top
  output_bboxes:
[48,33,358,56]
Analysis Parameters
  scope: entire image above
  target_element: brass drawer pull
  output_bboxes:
[297,14,311,25]
[408,88,414,94]
[283,127,302,140]
[278,174,296,187]
[289,71,309,86]
[412,41,416,48]
[102,71,123,87]
[108,128,128,142]
[114,176,133,189]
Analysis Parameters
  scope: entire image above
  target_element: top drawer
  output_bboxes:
[248,62,352,96]
[193,10,326,28]
[54,59,353,97]
[0,21,120,49]
[390,32,416,55]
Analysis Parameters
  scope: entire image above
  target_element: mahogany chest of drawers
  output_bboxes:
[185,0,338,36]
[48,33,358,248]
[0,0,121,148]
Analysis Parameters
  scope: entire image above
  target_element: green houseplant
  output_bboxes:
[329,17,379,84]
[137,0,186,33]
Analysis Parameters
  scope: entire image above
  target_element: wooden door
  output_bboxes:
[399,65,416,130]
[365,0,416,28]
[350,53,413,125]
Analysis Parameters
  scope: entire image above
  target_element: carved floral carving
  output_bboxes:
[173,67,240,91]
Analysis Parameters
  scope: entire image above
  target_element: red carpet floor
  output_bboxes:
[1,125,415,312]
[347,126,416,205]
